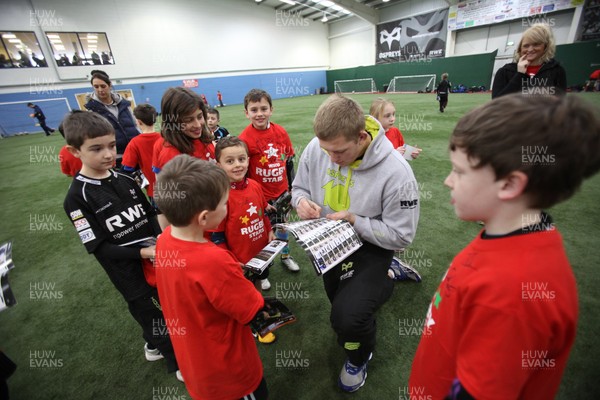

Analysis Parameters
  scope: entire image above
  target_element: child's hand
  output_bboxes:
[266,203,276,213]
[396,146,406,155]
[268,231,276,242]
[411,146,422,159]
[140,246,156,259]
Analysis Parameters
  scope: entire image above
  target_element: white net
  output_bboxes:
[386,75,436,93]
[334,78,377,94]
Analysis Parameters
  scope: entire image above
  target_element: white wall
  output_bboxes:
[0,0,329,89]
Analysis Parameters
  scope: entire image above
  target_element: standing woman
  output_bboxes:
[492,23,566,99]
[84,70,140,165]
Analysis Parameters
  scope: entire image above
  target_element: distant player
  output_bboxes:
[27,102,55,136]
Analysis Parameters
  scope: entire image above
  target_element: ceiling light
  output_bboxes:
[321,13,328,22]
[280,0,296,5]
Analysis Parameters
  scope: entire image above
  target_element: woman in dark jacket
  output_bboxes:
[492,23,566,99]
[84,70,140,164]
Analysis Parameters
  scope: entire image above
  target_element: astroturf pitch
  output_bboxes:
[0,92,598,399]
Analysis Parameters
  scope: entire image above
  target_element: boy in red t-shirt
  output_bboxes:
[154,155,269,400]
[409,94,600,399]
[122,103,161,199]
[239,89,299,272]
[57,117,83,177]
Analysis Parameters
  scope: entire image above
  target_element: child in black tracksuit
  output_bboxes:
[436,73,450,113]
[61,111,180,380]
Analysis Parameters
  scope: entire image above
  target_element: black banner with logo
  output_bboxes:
[376,9,448,64]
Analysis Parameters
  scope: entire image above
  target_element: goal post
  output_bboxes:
[0,98,71,136]
[334,78,377,94]
[386,75,436,93]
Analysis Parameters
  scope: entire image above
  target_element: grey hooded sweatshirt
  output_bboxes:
[292,115,419,251]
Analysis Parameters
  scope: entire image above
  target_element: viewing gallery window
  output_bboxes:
[45,32,114,66]
[0,31,46,68]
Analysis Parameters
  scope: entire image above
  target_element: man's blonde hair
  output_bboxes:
[314,95,364,141]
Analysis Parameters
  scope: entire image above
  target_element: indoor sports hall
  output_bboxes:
[0,0,599,399]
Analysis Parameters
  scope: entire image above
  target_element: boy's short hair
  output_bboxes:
[450,93,600,209]
[27,102,34,107]
[215,136,248,162]
[133,103,157,127]
[154,155,229,227]
[207,107,220,119]
[515,23,556,63]
[62,111,115,149]
[244,89,272,109]
[314,95,365,142]
[441,73,449,80]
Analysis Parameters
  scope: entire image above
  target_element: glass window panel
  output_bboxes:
[0,31,46,68]
[46,32,114,66]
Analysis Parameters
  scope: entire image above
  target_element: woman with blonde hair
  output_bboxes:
[492,23,566,98]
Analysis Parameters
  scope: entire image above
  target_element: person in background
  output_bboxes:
[27,102,55,136]
[492,23,566,99]
[84,69,140,166]
[436,73,451,112]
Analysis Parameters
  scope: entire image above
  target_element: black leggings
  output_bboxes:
[323,242,394,366]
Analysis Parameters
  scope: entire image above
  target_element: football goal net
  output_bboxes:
[334,78,377,94]
[0,98,71,137]
[386,75,436,93]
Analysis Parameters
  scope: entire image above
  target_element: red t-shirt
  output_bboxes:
[59,145,82,177]
[526,64,542,78]
[385,127,405,149]
[152,137,216,174]
[155,226,265,400]
[239,122,294,201]
[224,179,272,264]
[409,229,578,399]
[122,132,160,197]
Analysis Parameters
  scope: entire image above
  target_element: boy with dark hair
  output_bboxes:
[239,88,299,272]
[206,107,230,142]
[154,155,269,400]
[292,94,420,392]
[122,103,161,199]
[27,102,55,136]
[62,111,180,380]
[410,94,600,399]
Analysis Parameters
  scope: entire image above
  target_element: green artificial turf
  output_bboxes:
[0,92,598,399]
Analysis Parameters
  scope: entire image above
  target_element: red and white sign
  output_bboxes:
[182,79,198,88]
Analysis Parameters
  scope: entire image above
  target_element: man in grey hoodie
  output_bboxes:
[292,95,420,393]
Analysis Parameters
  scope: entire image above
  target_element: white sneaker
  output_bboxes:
[176,370,184,382]
[261,278,271,291]
[144,343,164,362]
[281,256,300,272]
